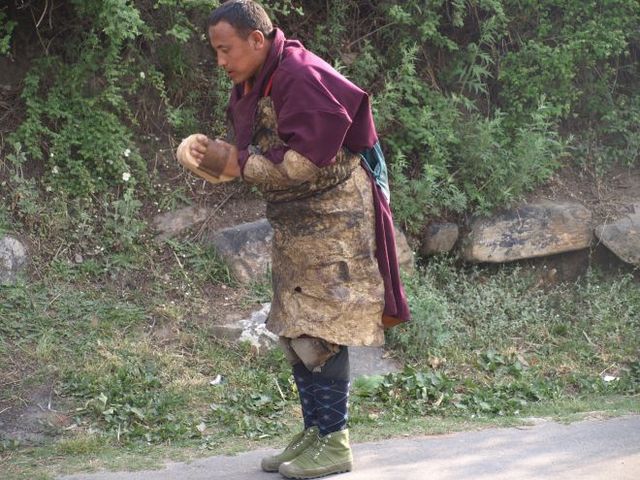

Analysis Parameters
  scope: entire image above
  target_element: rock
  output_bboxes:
[591,242,638,275]
[208,219,273,284]
[420,222,459,256]
[349,346,403,381]
[394,225,415,274]
[394,225,416,275]
[210,303,278,353]
[0,235,27,285]
[462,201,593,263]
[594,205,640,267]
[152,206,209,241]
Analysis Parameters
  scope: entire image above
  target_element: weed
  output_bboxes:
[385,261,640,419]
[165,239,235,286]
[240,270,273,307]
[53,436,106,456]
[204,345,295,440]
[62,345,196,443]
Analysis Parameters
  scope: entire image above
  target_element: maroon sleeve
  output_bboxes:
[264,68,354,167]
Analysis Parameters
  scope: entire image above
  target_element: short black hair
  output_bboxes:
[207,0,275,39]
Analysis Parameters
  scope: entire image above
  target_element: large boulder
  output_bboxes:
[393,224,415,274]
[462,201,593,263]
[594,205,640,267]
[208,219,274,284]
[209,218,414,284]
[0,235,27,285]
[420,222,459,256]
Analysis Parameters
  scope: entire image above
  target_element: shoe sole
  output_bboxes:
[279,461,353,479]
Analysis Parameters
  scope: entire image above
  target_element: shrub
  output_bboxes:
[0,6,16,55]
[3,0,639,230]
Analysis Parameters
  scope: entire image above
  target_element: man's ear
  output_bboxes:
[249,30,265,50]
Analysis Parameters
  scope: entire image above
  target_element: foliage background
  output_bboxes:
[1,0,639,236]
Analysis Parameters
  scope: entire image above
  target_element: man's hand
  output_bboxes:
[184,133,210,165]
[176,134,240,181]
[176,133,206,170]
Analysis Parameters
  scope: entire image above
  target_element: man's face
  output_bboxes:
[209,21,267,85]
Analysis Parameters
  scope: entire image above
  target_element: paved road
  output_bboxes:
[60,415,640,480]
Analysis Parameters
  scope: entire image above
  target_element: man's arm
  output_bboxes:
[269,71,354,168]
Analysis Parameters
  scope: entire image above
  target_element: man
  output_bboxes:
[176,1,410,478]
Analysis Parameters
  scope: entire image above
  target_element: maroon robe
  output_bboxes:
[227,29,410,324]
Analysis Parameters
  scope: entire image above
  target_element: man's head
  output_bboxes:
[207,0,275,85]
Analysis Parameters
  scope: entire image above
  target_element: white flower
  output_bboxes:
[52,166,59,174]
[139,71,146,79]
[124,148,131,158]
[49,152,54,158]
[45,185,53,192]
[122,172,131,182]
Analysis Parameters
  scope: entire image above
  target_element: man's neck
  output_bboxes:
[243,39,274,95]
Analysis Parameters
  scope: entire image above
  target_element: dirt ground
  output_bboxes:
[526,162,640,225]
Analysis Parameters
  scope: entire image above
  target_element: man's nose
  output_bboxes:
[217,55,226,67]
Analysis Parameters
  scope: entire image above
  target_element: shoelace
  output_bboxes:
[291,430,315,450]
[312,436,329,460]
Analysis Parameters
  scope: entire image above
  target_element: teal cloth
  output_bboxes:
[360,142,391,203]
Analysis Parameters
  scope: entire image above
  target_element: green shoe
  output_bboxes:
[278,429,353,479]
[261,426,319,472]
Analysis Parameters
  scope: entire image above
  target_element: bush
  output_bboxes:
[388,261,640,368]
[3,0,639,230]
[498,0,640,170]
[6,0,219,198]
[0,6,16,56]
[293,1,638,227]
[63,347,195,442]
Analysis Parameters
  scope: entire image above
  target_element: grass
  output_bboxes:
[1,246,639,480]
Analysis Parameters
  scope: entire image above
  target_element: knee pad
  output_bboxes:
[280,336,345,373]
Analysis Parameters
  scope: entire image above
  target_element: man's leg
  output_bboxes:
[280,340,353,479]
[312,346,350,436]
[260,337,319,472]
